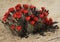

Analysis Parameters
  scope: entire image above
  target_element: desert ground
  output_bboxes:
[0,0,60,42]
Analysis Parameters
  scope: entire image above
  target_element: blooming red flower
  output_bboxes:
[9,7,15,12]
[30,20,35,25]
[33,17,38,21]
[25,16,31,21]
[45,17,49,22]
[41,7,45,10]
[43,12,48,16]
[13,12,22,19]
[30,14,35,18]
[43,17,53,25]
[20,9,24,12]
[23,4,28,9]
[13,13,17,18]
[15,4,21,8]
[16,12,22,19]
[39,10,42,13]
[15,7,20,11]
[2,17,7,22]
[16,26,22,31]
[48,21,52,25]
[17,14,22,19]
[10,25,15,30]
[42,17,49,24]
[49,18,53,22]
[48,18,53,25]
[4,12,10,18]
[39,14,44,19]
[30,5,36,9]
[38,10,42,13]
[15,4,21,11]
[23,10,28,14]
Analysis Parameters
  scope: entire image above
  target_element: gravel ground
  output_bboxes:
[0,0,60,42]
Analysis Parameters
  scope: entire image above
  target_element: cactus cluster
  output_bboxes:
[2,4,58,38]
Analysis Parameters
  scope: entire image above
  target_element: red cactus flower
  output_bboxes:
[16,26,22,31]
[30,20,35,25]
[15,4,21,11]
[4,12,10,18]
[10,25,15,30]
[16,12,22,19]
[30,5,36,9]
[2,17,7,22]
[15,7,20,11]
[49,18,53,21]
[34,17,38,21]
[43,12,48,16]
[48,21,52,25]
[9,7,15,12]
[17,14,22,19]
[4,12,9,16]
[15,4,21,8]
[45,17,49,22]
[48,18,53,25]
[20,9,24,12]
[42,17,49,24]
[23,4,28,9]
[44,17,53,25]
[23,10,28,14]
[39,10,42,13]
[39,14,44,19]
[25,16,31,21]
[38,10,42,13]
[13,12,22,19]
[30,14,35,18]
[13,13,17,18]
[41,7,45,10]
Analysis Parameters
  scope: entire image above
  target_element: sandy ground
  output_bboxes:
[0,0,60,42]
